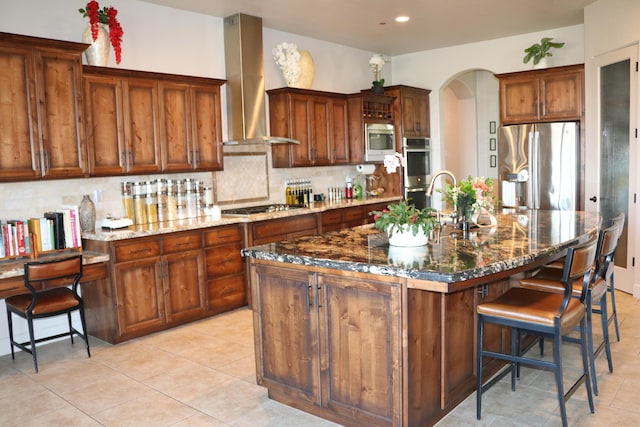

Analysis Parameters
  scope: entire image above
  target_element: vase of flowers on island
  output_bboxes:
[369,53,389,94]
[79,1,123,66]
[446,176,495,231]
[371,201,436,247]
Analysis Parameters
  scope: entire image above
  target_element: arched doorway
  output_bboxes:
[433,70,499,210]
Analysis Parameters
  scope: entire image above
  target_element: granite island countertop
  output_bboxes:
[81,196,401,242]
[241,209,601,289]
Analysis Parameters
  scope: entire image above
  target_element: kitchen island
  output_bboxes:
[241,209,601,427]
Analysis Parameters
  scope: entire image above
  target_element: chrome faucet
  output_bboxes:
[426,170,457,196]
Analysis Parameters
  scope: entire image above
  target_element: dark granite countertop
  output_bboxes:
[241,209,601,286]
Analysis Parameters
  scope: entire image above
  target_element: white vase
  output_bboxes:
[387,225,429,247]
[388,245,429,267]
[291,50,315,89]
[533,57,549,69]
[82,23,110,66]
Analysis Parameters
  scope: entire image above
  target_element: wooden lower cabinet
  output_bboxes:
[111,233,206,339]
[83,225,244,343]
[251,259,510,427]
[252,263,402,427]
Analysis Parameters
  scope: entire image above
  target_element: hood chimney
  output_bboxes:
[223,13,299,145]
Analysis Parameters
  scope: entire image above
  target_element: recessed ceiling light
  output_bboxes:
[395,16,410,23]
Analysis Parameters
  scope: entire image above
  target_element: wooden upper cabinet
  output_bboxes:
[84,66,225,176]
[0,33,86,181]
[159,82,223,172]
[386,85,431,138]
[497,64,584,125]
[268,87,350,168]
[84,69,161,175]
[124,79,162,174]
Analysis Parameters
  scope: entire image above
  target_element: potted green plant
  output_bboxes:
[523,37,564,67]
[370,201,436,246]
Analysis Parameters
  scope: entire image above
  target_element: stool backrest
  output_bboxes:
[23,255,83,303]
[561,236,598,310]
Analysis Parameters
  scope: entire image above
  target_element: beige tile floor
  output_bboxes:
[0,291,638,426]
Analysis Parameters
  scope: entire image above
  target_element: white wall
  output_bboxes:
[391,25,585,180]
[0,0,382,222]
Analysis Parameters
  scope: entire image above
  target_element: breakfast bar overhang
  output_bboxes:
[241,209,601,427]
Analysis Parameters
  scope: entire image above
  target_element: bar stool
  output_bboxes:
[519,224,620,395]
[5,255,91,373]
[476,237,597,427]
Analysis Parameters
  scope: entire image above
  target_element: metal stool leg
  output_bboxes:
[608,278,621,341]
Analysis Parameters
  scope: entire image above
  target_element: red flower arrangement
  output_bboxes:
[79,1,123,64]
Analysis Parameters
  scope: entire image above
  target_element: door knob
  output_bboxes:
[589,196,597,202]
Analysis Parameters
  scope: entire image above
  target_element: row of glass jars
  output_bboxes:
[121,178,214,225]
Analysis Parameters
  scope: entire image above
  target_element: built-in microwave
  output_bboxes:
[365,123,396,162]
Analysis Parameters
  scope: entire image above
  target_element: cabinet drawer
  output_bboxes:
[114,240,161,262]
[252,214,318,241]
[204,225,242,246]
[208,274,246,314]
[163,232,203,254]
[343,206,364,223]
[322,210,343,226]
[206,243,244,276]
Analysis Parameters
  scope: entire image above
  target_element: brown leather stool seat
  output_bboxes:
[477,288,585,333]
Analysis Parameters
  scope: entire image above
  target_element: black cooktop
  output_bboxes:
[222,204,306,216]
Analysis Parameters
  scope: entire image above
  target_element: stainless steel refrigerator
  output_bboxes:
[498,122,579,210]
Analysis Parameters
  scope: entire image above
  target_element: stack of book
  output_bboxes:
[0,205,82,259]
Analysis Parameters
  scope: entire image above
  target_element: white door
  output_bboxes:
[586,45,638,295]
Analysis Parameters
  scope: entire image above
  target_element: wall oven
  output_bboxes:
[403,137,431,210]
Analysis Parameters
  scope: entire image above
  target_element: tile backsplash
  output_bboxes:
[0,155,372,223]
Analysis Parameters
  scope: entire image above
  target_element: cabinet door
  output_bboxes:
[311,98,331,165]
[163,249,206,324]
[159,82,192,172]
[318,273,402,425]
[415,92,430,137]
[37,49,86,178]
[253,265,321,404]
[114,258,165,336]
[191,84,223,171]
[123,79,161,174]
[290,95,314,166]
[0,46,40,180]
[499,74,539,124]
[539,68,583,121]
[330,98,350,164]
[84,75,126,175]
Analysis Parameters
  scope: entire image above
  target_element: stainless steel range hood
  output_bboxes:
[223,13,299,146]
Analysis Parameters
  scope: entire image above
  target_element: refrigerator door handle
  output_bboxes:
[529,130,540,209]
